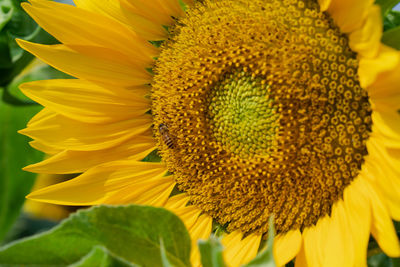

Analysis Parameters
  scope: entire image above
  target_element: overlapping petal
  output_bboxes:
[17,41,152,87]
[20,110,152,151]
[327,0,374,33]
[23,0,158,64]
[27,161,169,205]
[221,231,261,267]
[274,229,302,266]
[25,134,156,174]
[165,194,213,267]
[20,79,150,124]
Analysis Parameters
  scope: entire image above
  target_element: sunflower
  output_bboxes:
[18,0,400,266]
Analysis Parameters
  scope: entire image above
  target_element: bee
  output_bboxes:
[159,123,174,149]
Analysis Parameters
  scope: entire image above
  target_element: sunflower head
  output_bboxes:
[152,0,372,236]
[18,0,400,265]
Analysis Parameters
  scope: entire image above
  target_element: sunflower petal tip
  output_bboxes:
[17,128,27,135]
[20,2,31,9]
[22,163,41,173]
[26,191,39,201]
[15,38,31,50]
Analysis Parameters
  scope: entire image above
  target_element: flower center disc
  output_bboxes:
[207,71,279,158]
[152,0,372,235]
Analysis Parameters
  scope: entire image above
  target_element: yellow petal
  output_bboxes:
[74,0,168,40]
[222,231,262,267]
[294,240,309,267]
[24,134,156,174]
[349,5,382,58]
[29,140,63,155]
[318,0,331,11]
[17,41,151,87]
[188,215,213,242]
[104,175,176,206]
[273,229,302,266]
[165,193,190,209]
[22,0,157,64]
[119,0,177,26]
[342,178,371,267]
[358,44,400,88]
[304,178,372,267]
[371,95,400,112]
[371,110,400,148]
[362,143,400,220]
[165,194,202,230]
[327,0,374,33]
[321,202,352,267]
[20,79,150,124]
[164,194,213,267]
[368,51,400,99]
[188,215,213,267]
[302,216,328,267]
[20,112,152,151]
[27,107,53,127]
[27,161,168,205]
[362,179,400,257]
[157,0,185,19]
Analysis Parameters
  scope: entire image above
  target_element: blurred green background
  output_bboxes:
[0,0,72,243]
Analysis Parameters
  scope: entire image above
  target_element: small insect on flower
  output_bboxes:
[159,123,174,149]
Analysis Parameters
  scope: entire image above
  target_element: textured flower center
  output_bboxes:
[152,0,372,235]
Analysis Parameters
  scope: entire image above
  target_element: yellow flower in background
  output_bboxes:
[17,0,400,266]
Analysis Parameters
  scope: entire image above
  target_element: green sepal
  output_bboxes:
[198,235,226,267]
[0,205,191,267]
[142,149,162,162]
[178,0,189,12]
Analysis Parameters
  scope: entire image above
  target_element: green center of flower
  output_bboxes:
[207,71,278,158]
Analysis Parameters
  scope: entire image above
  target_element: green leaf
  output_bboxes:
[0,57,71,241]
[198,235,226,267]
[0,0,57,87]
[0,0,14,31]
[69,246,138,267]
[382,26,400,49]
[244,216,276,267]
[4,61,72,105]
[368,253,398,267]
[375,0,400,17]
[0,205,192,267]
[384,11,400,31]
[0,97,42,242]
